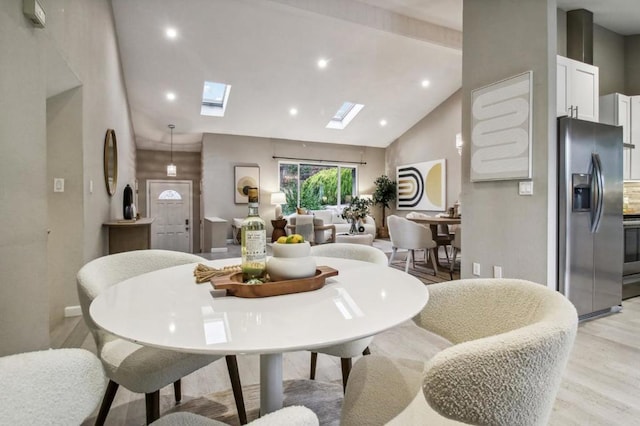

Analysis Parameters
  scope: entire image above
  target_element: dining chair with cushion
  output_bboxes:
[77,249,247,425]
[0,348,106,425]
[387,215,438,275]
[406,211,453,262]
[306,243,388,390]
[341,278,578,426]
[151,406,319,426]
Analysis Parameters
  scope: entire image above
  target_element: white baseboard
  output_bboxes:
[64,305,82,317]
[226,238,235,244]
[210,247,228,253]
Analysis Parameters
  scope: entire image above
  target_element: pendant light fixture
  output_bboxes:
[167,124,177,177]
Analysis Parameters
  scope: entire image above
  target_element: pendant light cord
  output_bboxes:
[169,124,175,163]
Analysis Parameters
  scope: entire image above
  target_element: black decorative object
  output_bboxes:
[123,184,133,219]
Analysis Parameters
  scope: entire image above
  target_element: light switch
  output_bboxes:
[518,180,533,195]
[53,178,64,192]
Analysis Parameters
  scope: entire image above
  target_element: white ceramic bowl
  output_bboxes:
[268,242,316,281]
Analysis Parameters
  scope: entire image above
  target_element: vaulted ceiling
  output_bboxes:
[111,0,640,152]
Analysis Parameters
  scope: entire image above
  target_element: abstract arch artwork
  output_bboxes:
[396,159,446,211]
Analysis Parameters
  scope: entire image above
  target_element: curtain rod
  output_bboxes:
[272,155,366,165]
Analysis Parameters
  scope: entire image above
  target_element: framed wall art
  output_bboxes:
[470,70,533,181]
[234,166,260,204]
[397,159,446,211]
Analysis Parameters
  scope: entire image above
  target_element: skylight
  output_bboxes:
[326,101,364,130]
[201,81,231,117]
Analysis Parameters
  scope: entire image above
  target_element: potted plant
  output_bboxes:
[372,175,396,238]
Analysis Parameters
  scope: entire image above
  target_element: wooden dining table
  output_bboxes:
[407,216,462,268]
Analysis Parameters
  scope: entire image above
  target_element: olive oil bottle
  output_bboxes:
[241,187,266,281]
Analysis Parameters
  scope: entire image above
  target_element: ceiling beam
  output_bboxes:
[266,0,462,52]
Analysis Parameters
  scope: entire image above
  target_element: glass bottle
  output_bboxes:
[241,187,266,281]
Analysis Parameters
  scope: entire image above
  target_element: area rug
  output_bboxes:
[164,379,343,426]
[159,322,448,426]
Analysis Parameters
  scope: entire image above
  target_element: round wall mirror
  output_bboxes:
[103,129,118,196]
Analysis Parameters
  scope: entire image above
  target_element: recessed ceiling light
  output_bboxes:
[379,119,387,127]
[289,108,298,116]
[166,92,176,101]
[166,27,178,39]
[317,58,328,69]
[421,80,431,88]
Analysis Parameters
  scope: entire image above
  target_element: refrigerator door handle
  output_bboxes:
[591,152,605,233]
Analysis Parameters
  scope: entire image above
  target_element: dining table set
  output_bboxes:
[90,255,429,416]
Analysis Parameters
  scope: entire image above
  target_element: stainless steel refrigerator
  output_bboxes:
[558,117,623,319]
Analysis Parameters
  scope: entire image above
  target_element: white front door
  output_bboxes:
[148,180,192,252]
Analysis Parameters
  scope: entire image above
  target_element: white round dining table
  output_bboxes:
[90,256,429,414]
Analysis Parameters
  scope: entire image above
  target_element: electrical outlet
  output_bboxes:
[493,265,503,278]
[472,262,481,276]
[53,178,64,193]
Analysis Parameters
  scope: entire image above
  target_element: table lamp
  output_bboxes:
[271,192,286,219]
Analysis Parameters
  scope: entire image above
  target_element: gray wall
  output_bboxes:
[137,149,202,253]
[47,88,84,327]
[385,90,462,218]
[0,4,50,353]
[594,25,625,96]
[0,0,136,354]
[462,0,556,285]
[202,134,385,238]
[626,35,640,95]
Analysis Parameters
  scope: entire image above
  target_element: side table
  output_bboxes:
[271,218,288,242]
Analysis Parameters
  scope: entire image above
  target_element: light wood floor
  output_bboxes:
[52,297,640,425]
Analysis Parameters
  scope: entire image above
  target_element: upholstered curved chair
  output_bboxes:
[341,279,578,426]
[406,211,453,262]
[449,227,462,279]
[307,243,389,390]
[151,406,319,426]
[387,215,438,275]
[0,348,106,425]
[77,249,246,425]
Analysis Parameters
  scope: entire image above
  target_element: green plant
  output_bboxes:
[372,175,396,228]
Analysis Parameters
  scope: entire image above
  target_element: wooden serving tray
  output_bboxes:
[211,266,338,298]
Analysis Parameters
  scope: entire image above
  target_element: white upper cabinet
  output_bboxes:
[557,55,599,122]
[631,96,640,179]
[600,93,630,143]
[601,93,640,180]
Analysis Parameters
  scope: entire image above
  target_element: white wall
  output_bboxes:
[0,0,136,353]
[202,134,385,237]
[462,0,556,285]
[385,90,462,219]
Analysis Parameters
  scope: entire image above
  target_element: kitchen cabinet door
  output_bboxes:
[601,93,632,179]
[631,96,640,179]
[557,55,599,122]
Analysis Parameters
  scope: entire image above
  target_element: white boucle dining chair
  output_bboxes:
[77,249,246,425]
[341,278,578,426]
[307,243,389,390]
[0,348,106,425]
[387,215,438,275]
[150,406,319,426]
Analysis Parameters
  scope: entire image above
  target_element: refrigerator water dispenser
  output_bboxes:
[572,174,591,211]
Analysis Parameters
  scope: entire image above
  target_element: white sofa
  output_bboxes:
[287,208,376,243]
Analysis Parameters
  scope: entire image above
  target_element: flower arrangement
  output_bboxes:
[342,196,373,221]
